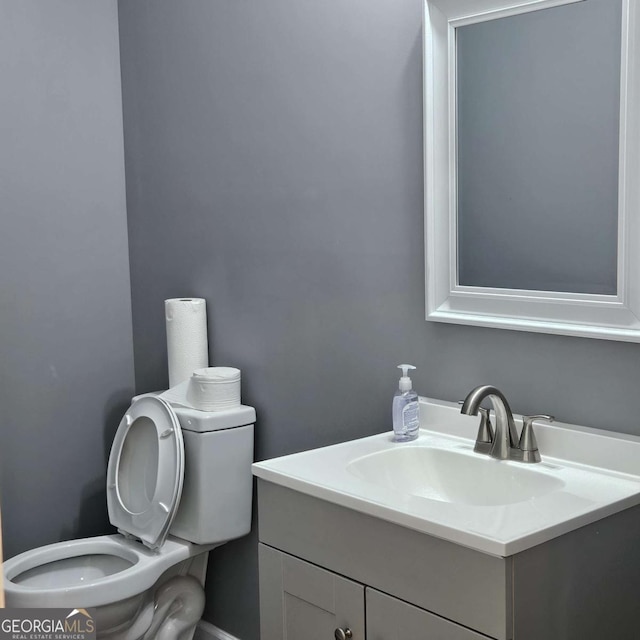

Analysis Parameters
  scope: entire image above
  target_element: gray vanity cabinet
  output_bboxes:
[257,479,640,640]
[257,479,510,639]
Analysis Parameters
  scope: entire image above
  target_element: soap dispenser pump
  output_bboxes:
[392,364,420,442]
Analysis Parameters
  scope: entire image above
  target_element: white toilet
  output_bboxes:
[3,395,255,640]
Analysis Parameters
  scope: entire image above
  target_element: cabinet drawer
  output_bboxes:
[366,589,493,640]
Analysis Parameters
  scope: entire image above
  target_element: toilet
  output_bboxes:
[2,395,255,640]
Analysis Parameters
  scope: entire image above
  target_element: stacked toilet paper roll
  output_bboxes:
[160,367,241,411]
[186,367,241,411]
[165,298,209,387]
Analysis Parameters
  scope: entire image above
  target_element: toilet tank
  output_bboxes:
[169,405,255,545]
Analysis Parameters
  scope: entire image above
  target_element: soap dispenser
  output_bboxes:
[392,364,420,442]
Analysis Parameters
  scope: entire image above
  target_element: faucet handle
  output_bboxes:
[519,415,554,461]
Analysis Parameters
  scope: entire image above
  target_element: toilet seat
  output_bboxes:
[106,396,184,549]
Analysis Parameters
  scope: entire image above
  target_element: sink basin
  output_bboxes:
[347,447,565,506]
[253,398,640,555]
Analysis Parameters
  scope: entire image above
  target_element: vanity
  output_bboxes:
[253,398,640,640]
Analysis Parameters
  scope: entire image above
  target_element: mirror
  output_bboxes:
[457,0,620,296]
[424,0,640,341]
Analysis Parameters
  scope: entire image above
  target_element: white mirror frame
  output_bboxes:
[424,0,640,341]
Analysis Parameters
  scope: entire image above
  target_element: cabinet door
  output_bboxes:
[366,588,492,640]
[259,544,365,640]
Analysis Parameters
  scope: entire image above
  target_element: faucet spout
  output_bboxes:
[460,385,519,460]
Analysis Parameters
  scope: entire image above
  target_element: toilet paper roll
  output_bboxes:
[187,367,241,411]
[165,298,209,387]
[160,367,241,412]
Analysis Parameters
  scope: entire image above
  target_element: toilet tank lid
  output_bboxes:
[174,404,256,432]
[132,394,256,433]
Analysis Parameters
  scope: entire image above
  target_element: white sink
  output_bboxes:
[347,446,564,507]
[253,398,640,556]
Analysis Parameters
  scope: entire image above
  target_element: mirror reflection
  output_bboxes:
[456,0,622,295]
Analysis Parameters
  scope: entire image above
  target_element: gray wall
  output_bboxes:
[118,0,640,638]
[0,0,134,558]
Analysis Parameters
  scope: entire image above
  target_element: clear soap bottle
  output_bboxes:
[392,364,420,442]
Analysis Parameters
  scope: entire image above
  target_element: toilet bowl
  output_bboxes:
[4,535,211,638]
[3,396,255,639]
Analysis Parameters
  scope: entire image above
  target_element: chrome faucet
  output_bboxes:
[460,385,554,463]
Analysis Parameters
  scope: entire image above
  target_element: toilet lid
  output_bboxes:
[106,396,184,550]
